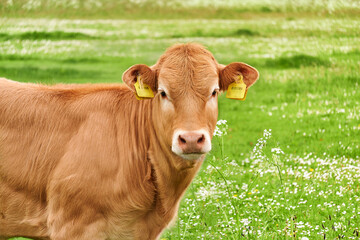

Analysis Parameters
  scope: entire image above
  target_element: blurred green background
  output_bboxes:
[1,0,359,239]
[0,0,359,158]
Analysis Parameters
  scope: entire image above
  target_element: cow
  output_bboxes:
[0,43,259,240]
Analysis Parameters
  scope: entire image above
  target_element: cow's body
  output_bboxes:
[0,79,200,239]
[0,43,258,239]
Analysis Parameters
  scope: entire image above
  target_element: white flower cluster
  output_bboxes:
[271,147,284,155]
[214,119,228,137]
[252,129,272,160]
[240,218,251,226]
[263,128,272,138]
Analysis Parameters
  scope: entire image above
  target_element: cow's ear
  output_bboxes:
[219,62,259,91]
[122,64,157,92]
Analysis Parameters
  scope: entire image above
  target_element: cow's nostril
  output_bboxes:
[179,135,186,144]
[197,135,205,144]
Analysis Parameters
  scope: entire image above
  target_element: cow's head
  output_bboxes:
[123,43,258,161]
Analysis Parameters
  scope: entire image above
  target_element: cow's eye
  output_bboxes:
[211,90,218,97]
[160,91,167,98]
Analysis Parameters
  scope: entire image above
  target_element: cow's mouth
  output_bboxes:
[177,152,205,161]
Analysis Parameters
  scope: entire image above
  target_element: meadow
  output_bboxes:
[0,0,360,239]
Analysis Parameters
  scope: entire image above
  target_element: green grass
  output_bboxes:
[0,31,99,40]
[1,3,360,239]
[1,0,360,19]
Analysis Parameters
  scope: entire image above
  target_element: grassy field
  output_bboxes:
[1,0,360,19]
[1,1,360,239]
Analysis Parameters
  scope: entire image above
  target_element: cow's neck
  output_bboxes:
[148,142,203,221]
[122,96,204,221]
[147,103,204,220]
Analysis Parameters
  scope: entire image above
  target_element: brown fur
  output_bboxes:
[0,43,258,240]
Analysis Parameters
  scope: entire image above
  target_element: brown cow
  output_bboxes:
[0,43,258,240]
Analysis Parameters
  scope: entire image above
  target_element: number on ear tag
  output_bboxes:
[226,75,247,101]
[134,76,154,100]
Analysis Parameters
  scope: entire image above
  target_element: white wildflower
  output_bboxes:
[240,218,251,226]
[214,119,228,137]
[271,147,284,155]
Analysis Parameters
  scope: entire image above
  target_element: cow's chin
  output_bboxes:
[177,153,205,161]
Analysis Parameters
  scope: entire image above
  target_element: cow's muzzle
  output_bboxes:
[171,129,211,160]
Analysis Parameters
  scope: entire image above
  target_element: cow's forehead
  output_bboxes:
[156,43,219,96]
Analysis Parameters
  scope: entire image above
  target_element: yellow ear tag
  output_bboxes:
[226,75,248,101]
[134,76,154,100]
